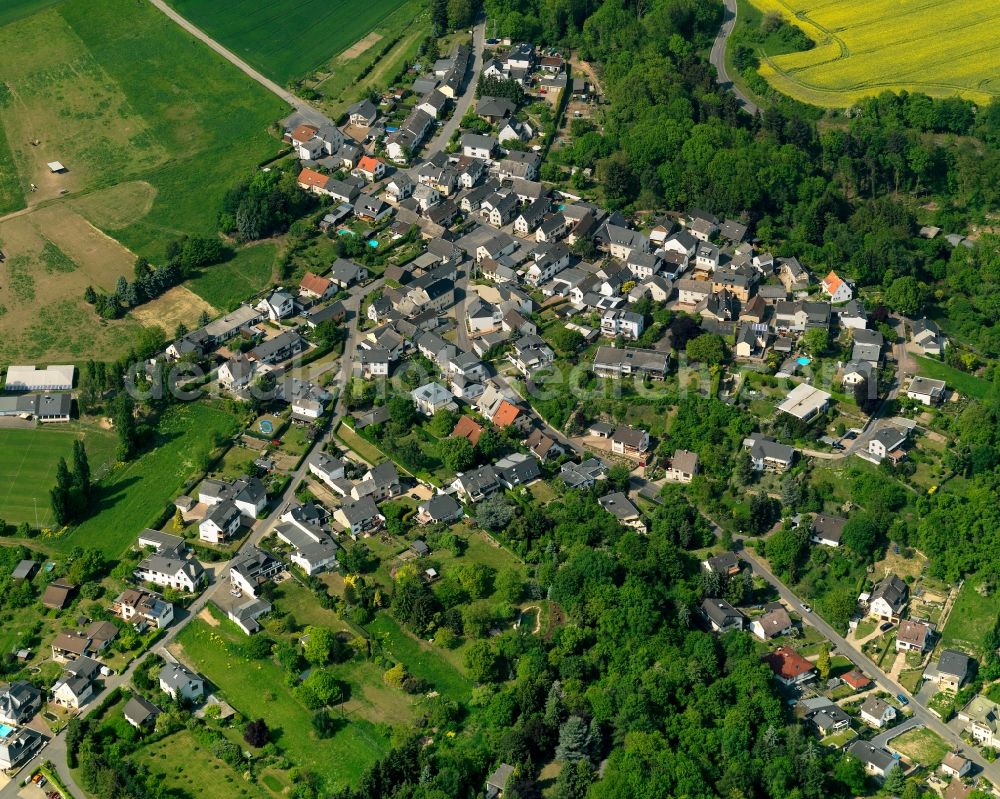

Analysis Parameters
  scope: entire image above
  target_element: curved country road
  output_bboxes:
[709,0,760,115]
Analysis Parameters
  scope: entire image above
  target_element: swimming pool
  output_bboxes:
[368,239,379,248]
[337,228,355,236]
[797,356,811,366]
[259,419,274,435]
[0,723,14,738]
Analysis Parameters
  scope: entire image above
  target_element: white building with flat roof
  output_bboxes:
[5,364,75,391]
[777,383,831,421]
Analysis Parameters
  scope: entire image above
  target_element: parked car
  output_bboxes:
[897,693,909,705]
[879,622,894,632]
[800,603,812,613]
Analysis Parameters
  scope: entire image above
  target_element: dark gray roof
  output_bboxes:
[421,493,462,522]
[124,694,161,726]
[700,597,743,628]
[938,649,972,677]
[871,574,908,611]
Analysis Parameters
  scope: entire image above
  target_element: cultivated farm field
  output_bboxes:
[0,423,116,528]
[747,0,1000,107]
[168,0,414,85]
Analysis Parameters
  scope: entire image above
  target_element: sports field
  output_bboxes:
[0,424,116,529]
[168,0,414,84]
[746,0,1000,107]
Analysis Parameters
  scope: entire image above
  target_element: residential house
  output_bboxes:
[559,458,609,490]
[135,551,204,593]
[524,243,570,286]
[199,476,267,519]
[810,514,846,547]
[841,670,873,692]
[485,763,515,799]
[416,493,464,525]
[702,552,741,576]
[734,324,769,359]
[466,297,503,334]
[940,753,972,780]
[907,375,946,405]
[525,428,563,461]
[700,598,744,633]
[299,271,336,302]
[256,290,295,321]
[124,694,161,730]
[839,300,868,331]
[354,193,393,222]
[451,465,501,502]
[498,118,533,144]
[507,334,555,377]
[868,574,908,623]
[476,96,516,123]
[52,656,101,709]
[841,359,873,388]
[821,271,853,303]
[112,588,174,631]
[860,696,897,728]
[868,427,908,462]
[911,318,946,356]
[356,155,386,182]
[334,497,385,536]
[846,741,899,780]
[230,548,283,600]
[665,449,699,483]
[249,330,307,365]
[0,681,41,725]
[602,224,649,261]
[777,383,831,421]
[347,98,378,127]
[896,619,932,652]
[935,650,972,692]
[807,704,852,736]
[959,695,1000,747]
[461,133,498,160]
[778,257,810,292]
[598,492,646,532]
[451,415,483,447]
[274,520,340,576]
[355,346,390,379]
[0,726,44,771]
[353,461,402,502]
[308,452,347,491]
[159,662,205,702]
[495,151,541,181]
[743,434,796,471]
[611,425,649,458]
[495,452,541,488]
[765,646,816,686]
[676,279,711,306]
[412,382,457,416]
[751,608,794,641]
[601,309,644,340]
[514,198,548,235]
[417,89,448,119]
[535,214,569,243]
[592,346,669,381]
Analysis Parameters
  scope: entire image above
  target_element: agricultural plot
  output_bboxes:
[54,402,240,556]
[746,0,1000,107]
[0,424,116,528]
[168,0,414,85]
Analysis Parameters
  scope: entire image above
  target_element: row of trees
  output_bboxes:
[49,441,91,527]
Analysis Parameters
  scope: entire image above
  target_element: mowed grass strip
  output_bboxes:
[0,116,25,215]
[167,0,412,84]
[0,425,116,528]
[53,403,240,556]
[175,614,390,789]
[187,242,278,310]
[746,0,1000,106]
[914,356,993,401]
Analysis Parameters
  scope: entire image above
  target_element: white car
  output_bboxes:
[800,604,812,613]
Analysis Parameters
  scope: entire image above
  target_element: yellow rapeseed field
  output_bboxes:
[747,0,1000,107]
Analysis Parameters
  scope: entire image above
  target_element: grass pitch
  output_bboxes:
[745,0,1000,106]
[0,424,116,529]
[167,0,414,85]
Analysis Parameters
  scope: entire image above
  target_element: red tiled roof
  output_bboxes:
[764,646,815,680]
[358,155,382,174]
[491,400,521,428]
[451,415,483,446]
[298,168,328,189]
[300,271,333,296]
[822,270,844,294]
[841,669,872,690]
[291,123,319,142]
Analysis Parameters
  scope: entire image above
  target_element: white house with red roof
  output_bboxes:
[821,270,853,303]
[299,272,336,301]
[355,156,386,183]
[764,646,816,686]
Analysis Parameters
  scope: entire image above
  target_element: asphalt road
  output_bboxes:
[733,541,1000,786]
[709,0,760,116]
[425,23,486,154]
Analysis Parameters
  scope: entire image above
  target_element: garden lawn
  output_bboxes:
[168,0,414,84]
[891,726,950,768]
[0,424,116,528]
[54,403,240,556]
[914,356,993,401]
[368,613,472,702]
[137,729,271,799]
[175,613,390,790]
[187,243,278,310]
[0,0,62,26]
[941,577,999,656]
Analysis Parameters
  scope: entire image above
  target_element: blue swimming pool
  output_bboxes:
[259,420,274,435]
[797,356,811,366]
[0,723,14,738]
[368,239,379,248]
[337,228,355,236]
